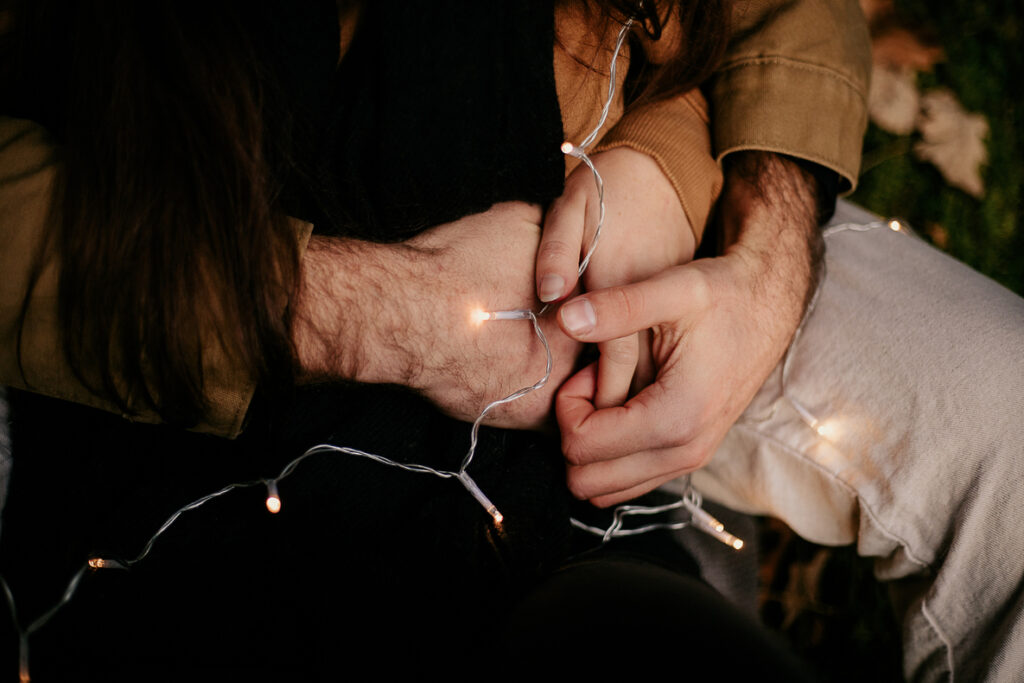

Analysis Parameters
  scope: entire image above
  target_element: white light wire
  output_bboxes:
[0,16,737,678]
[567,17,632,282]
[560,15,743,551]
[780,219,906,430]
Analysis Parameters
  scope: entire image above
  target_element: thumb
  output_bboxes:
[557,265,710,342]
[536,190,587,303]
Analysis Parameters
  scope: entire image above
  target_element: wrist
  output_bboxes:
[291,236,425,387]
[718,152,823,345]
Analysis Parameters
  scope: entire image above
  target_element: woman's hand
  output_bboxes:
[551,152,821,507]
[293,202,581,430]
[535,147,696,409]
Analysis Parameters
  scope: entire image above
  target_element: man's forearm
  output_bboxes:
[289,204,582,429]
[291,235,424,387]
[719,151,824,351]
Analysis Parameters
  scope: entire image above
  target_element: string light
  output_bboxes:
[265,481,282,514]
[0,14,740,676]
[472,309,533,323]
[457,471,504,525]
[555,15,745,553]
[782,219,910,440]
[571,478,745,550]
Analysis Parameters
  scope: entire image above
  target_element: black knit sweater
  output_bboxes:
[1,2,579,676]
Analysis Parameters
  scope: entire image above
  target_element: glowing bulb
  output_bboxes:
[87,557,124,570]
[456,471,504,525]
[682,497,745,550]
[266,481,282,514]
[889,219,902,232]
[472,308,533,325]
[814,420,842,441]
[560,141,574,154]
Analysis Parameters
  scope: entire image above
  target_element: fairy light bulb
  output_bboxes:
[682,497,745,551]
[265,482,282,514]
[456,471,504,525]
[86,557,125,570]
[473,308,533,324]
[814,419,844,441]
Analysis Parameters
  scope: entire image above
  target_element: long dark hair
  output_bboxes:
[5,0,728,428]
[565,0,733,105]
[603,0,731,103]
[9,0,301,427]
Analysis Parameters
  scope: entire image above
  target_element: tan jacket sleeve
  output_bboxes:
[711,0,872,192]
[552,5,722,244]
[0,116,313,438]
[594,90,722,244]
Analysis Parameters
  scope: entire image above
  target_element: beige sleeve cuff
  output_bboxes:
[0,117,313,438]
[594,90,723,244]
[711,0,872,193]
[711,58,867,193]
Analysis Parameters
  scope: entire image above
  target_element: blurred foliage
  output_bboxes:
[851,0,1023,294]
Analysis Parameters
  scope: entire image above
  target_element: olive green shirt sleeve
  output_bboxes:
[0,116,313,438]
[711,0,872,192]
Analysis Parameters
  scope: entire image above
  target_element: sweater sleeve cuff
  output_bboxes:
[0,116,314,439]
[711,58,868,194]
[594,90,723,245]
[200,217,313,438]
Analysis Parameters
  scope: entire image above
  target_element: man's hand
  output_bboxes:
[292,202,581,430]
[535,148,697,409]
[554,152,822,506]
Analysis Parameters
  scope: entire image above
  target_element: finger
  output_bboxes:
[558,377,690,464]
[557,265,711,342]
[588,470,693,509]
[565,447,693,503]
[631,329,655,395]
[537,191,587,303]
[594,334,638,410]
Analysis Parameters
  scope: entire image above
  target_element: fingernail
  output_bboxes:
[539,274,566,302]
[561,298,596,335]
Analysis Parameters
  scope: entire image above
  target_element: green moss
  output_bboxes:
[850,0,1023,294]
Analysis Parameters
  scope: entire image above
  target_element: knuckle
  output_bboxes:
[691,446,715,470]
[665,415,697,446]
[607,285,645,325]
[602,337,638,366]
[684,269,713,314]
[561,434,589,466]
[566,467,593,500]
[537,238,578,267]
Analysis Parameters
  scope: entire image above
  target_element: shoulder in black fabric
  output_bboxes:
[283,1,573,587]
[323,0,565,240]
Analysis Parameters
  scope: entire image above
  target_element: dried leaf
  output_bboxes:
[926,222,949,249]
[868,64,921,135]
[914,90,989,198]
[779,548,832,629]
[859,0,893,25]
[871,27,944,71]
